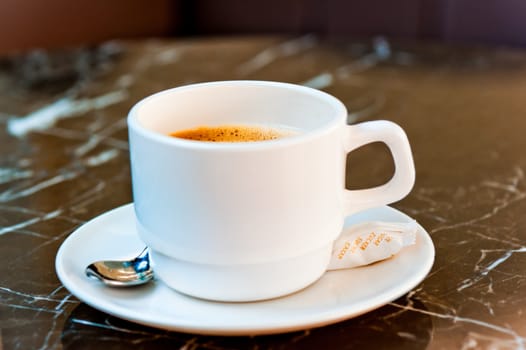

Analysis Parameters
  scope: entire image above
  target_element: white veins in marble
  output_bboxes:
[0,171,79,202]
[73,118,128,156]
[431,167,525,234]
[336,37,391,78]
[0,209,62,236]
[0,167,34,185]
[7,90,127,137]
[238,34,318,75]
[457,247,526,292]
[154,48,181,65]
[301,72,334,90]
[83,149,119,167]
[0,148,121,203]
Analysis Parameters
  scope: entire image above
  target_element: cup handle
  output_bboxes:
[343,120,415,215]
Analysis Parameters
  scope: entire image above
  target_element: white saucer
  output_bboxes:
[56,204,434,336]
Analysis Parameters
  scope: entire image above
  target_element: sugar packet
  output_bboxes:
[327,220,418,270]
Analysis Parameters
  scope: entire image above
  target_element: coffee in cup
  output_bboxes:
[170,124,292,142]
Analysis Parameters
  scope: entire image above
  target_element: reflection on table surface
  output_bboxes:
[1,36,526,349]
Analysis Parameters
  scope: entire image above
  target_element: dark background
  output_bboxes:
[2,0,526,54]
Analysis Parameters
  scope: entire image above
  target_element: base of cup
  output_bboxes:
[150,244,333,302]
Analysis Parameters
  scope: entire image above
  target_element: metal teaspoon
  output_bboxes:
[85,247,153,287]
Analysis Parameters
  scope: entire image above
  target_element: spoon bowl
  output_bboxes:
[85,247,153,287]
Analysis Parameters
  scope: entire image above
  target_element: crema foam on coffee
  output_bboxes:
[170,125,291,142]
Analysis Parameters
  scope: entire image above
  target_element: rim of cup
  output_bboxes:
[127,80,347,151]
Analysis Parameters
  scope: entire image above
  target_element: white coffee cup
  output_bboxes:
[128,80,415,302]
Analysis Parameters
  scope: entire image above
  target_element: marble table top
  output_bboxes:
[1,36,525,349]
